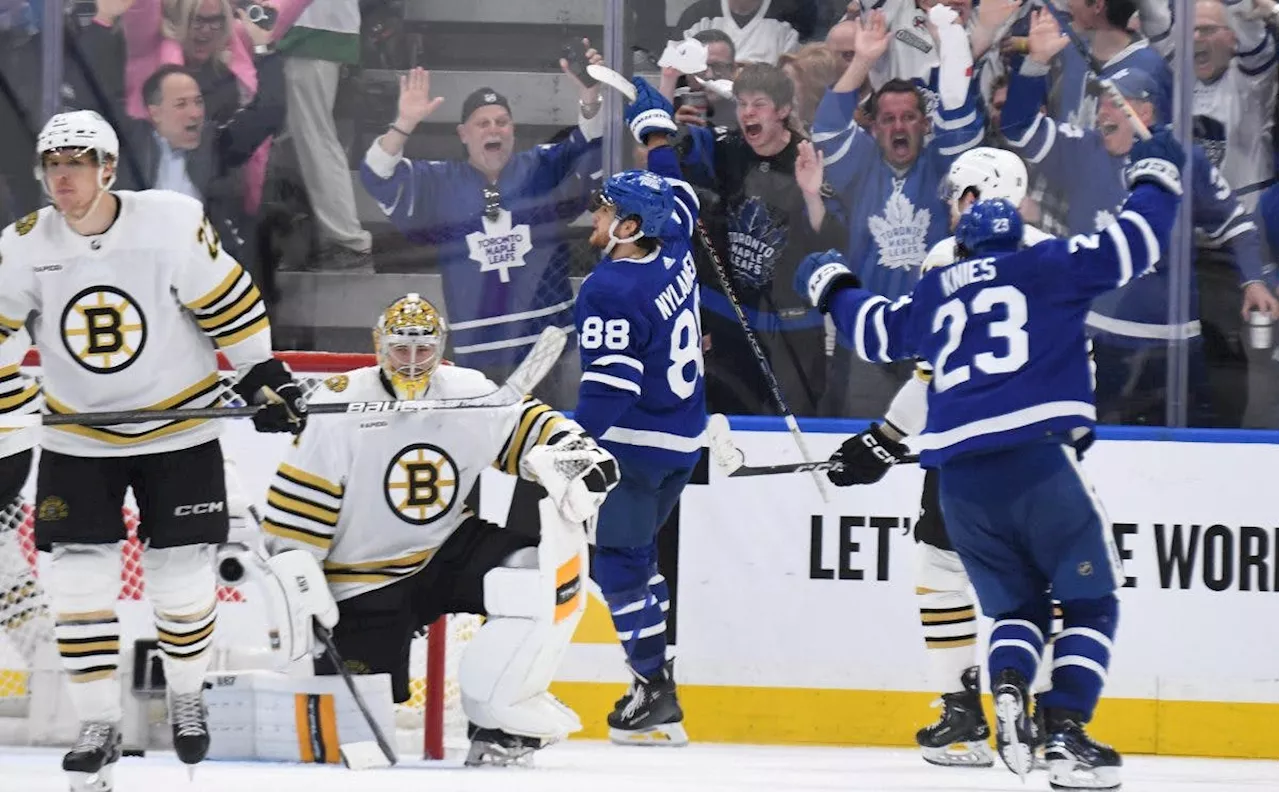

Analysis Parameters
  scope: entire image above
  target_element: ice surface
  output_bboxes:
[1,742,1274,792]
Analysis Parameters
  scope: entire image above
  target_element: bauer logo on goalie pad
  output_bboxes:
[60,285,147,373]
[383,443,460,525]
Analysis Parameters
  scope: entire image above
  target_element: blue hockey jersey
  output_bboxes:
[361,125,602,370]
[1052,41,1172,130]
[1002,66,1267,346]
[574,146,708,468]
[823,183,1178,465]
[812,86,986,303]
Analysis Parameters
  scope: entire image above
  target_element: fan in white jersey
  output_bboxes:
[0,110,304,791]
[824,147,1058,768]
[257,293,619,767]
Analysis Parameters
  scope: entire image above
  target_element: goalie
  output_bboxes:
[255,293,619,766]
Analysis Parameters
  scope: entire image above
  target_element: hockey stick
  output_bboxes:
[0,327,567,429]
[693,216,832,502]
[312,622,400,769]
[706,413,919,477]
[1037,0,1151,140]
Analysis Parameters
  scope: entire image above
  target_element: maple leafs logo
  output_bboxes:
[728,196,788,290]
[869,186,930,271]
[1094,208,1117,232]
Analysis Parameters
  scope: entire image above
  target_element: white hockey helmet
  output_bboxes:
[942,147,1028,208]
[33,110,120,181]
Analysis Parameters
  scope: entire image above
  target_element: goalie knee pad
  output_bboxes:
[47,544,124,723]
[1043,594,1117,720]
[142,546,218,694]
[458,498,587,740]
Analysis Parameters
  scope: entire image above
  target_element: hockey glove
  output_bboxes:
[520,433,620,525]
[234,358,308,435]
[1124,125,1186,195]
[795,249,860,313]
[625,76,677,145]
[828,422,911,487]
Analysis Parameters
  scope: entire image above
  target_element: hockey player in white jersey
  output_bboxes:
[824,147,1057,768]
[0,110,304,790]
[0,327,78,745]
[259,293,620,766]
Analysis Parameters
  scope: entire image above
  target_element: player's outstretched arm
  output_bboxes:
[1056,127,1184,299]
[794,249,924,364]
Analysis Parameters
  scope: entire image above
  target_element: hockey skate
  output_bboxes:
[63,721,122,792]
[169,688,210,765]
[916,666,994,767]
[992,668,1035,778]
[464,723,545,767]
[607,661,688,746]
[1031,693,1049,771]
[1043,708,1122,791]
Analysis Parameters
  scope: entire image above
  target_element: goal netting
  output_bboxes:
[0,350,478,760]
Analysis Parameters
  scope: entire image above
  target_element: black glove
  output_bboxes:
[1124,125,1186,195]
[234,358,307,435]
[828,422,910,487]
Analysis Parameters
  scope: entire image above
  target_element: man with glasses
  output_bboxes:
[360,47,605,406]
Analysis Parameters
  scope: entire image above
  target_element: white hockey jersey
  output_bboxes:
[0,191,273,457]
[0,326,40,460]
[261,365,579,601]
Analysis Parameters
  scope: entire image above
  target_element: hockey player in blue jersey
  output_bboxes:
[574,77,707,746]
[794,127,1185,790]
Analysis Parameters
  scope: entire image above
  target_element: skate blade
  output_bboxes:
[920,741,995,768]
[608,722,689,747]
[995,692,1033,779]
[1048,758,1122,790]
[463,745,538,768]
[67,766,115,792]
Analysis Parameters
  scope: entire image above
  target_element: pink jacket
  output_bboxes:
[119,0,314,213]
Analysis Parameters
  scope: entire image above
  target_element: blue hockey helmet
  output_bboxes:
[955,198,1024,257]
[592,169,676,251]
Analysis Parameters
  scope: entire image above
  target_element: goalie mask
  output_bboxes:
[373,293,447,399]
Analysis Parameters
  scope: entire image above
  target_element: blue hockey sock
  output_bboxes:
[1041,594,1118,721]
[989,602,1050,688]
[593,545,667,680]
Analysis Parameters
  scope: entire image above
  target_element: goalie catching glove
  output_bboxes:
[828,422,911,487]
[520,432,620,525]
[234,358,308,435]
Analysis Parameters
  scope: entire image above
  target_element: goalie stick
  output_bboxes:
[0,326,567,429]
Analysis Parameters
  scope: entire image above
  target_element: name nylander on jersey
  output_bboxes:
[825,184,1178,465]
[574,146,708,468]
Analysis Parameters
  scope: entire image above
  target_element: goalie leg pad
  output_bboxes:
[916,543,979,695]
[459,498,587,740]
[47,544,124,723]
[142,545,219,695]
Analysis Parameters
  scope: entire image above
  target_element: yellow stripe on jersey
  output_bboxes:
[185,266,243,312]
[43,374,220,445]
[0,383,38,413]
[322,547,438,583]
[277,463,343,499]
[213,314,270,348]
[0,312,23,337]
[497,399,557,475]
[196,284,262,333]
[262,518,334,550]
[267,487,340,526]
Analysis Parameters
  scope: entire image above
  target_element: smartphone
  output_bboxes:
[235,0,278,30]
[561,41,598,88]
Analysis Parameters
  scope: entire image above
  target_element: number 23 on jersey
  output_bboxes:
[581,292,704,400]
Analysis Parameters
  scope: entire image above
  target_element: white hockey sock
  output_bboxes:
[153,603,217,694]
[54,611,123,723]
[143,546,218,695]
[917,587,979,694]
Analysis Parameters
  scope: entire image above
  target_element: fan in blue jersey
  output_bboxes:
[1002,10,1278,425]
[359,53,605,403]
[794,127,1185,791]
[574,76,707,747]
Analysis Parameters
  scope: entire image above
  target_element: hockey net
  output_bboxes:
[0,350,478,759]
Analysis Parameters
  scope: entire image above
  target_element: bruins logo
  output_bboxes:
[383,443,459,526]
[37,495,68,522]
[324,374,349,393]
[60,286,147,373]
[14,212,37,236]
